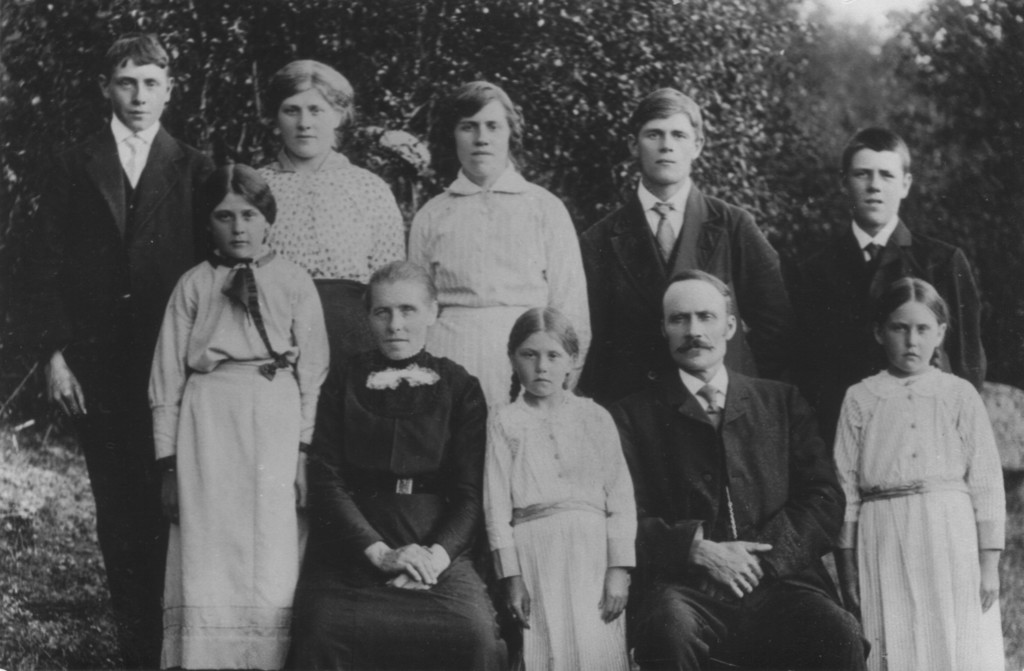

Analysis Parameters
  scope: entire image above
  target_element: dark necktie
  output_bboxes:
[697,383,723,430]
[696,383,737,539]
[864,242,881,263]
[652,201,676,263]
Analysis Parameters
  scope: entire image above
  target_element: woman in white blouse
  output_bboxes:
[409,81,590,406]
[260,60,405,362]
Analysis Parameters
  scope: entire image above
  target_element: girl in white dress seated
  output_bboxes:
[484,307,636,671]
[834,277,1004,671]
[149,164,329,669]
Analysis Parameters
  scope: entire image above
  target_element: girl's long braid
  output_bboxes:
[509,373,522,402]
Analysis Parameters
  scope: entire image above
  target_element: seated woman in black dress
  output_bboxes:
[288,260,506,670]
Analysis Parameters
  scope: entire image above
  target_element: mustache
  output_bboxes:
[677,338,713,352]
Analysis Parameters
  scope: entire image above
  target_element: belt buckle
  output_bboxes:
[395,478,413,495]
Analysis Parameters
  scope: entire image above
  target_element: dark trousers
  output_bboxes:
[77,411,165,669]
[632,580,866,671]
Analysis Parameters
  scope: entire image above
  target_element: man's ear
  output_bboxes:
[426,300,439,326]
[628,134,639,160]
[899,170,913,199]
[99,75,111,100]
[725,314,737,341]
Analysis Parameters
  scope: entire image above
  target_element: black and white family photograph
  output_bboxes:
[0,0,1021,669]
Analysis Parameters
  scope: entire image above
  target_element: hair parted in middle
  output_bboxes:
[506,306,580,402]
[364,260,439,311]
[427,80,524,179]
[197,163,277,226]
[872,276,950,329]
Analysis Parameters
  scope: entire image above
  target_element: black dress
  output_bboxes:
[288,349,506,670]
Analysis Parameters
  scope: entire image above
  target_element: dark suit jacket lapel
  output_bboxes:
[663,369,716,429]
[85,130,127,236]
[610,194,667,310]
[134,127,184,234]
[722,373,750,429]
[870,220,915,298]
[674,186,723,275]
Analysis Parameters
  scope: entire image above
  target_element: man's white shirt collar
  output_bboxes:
[851,216,899,253]
[110,116,160,146]
[638,180,690,238]
[679,366,729,410]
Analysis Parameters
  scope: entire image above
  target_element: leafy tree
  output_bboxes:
[1,0,814,423]
[891,0,1024,385]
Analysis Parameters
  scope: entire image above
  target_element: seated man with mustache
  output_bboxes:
[610,269,866,670]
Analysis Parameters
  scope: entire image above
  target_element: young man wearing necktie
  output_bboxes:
[579,88,794,407]
[610,269,865,670]
[14,33,212,668]
[788,127,985,446]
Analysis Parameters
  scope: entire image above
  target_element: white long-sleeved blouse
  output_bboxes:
[408,167,591,363]
[149,256,330,459]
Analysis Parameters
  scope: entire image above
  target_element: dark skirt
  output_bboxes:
[315,279,375,365]
[287,557,506,670]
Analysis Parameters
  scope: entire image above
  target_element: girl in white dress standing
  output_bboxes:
[484,307,635,671]
[149,164,329,669]
[834,277,1004,671]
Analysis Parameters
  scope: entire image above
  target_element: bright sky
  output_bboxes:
[809,0,932,34]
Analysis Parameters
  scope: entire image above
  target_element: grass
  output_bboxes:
[0,427,1021,670]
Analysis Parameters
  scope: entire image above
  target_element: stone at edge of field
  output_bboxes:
[982,382,1024,472]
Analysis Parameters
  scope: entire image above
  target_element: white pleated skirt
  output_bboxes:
[161,363,303,670]
[427,305,528,407]
[858,489,1004,671]
[513,509,631,671]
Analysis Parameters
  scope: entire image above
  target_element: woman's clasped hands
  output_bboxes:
[365,541,451,590]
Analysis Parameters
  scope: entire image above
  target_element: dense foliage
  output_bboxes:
[0,0,814,421]
[892,0,1024,386]
[1,0,1022,421]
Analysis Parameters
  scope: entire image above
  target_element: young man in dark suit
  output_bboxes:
[788,127,985,446]
[579,88,794,406]
[16,33,213,667]
[611,270,864,670]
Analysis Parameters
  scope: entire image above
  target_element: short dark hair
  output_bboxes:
[428,81,524,177]
[266,60,355,135]
[365,261,438,311]
[197,164,277,226]
[872,277,949,328]
[840,127,912,175]
[628,88,704,140]
[103,34,170,77]
[663,269,735,316]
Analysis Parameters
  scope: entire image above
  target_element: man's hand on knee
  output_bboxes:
[690,539,772,599]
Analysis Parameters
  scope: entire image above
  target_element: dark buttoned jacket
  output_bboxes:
[16,127,213,411]
[610,369,842,598]
[788,221,985,443]
[579,187,794,406]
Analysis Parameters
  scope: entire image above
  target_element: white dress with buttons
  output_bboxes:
[834,368,1005,671]
[484,394,635,671]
